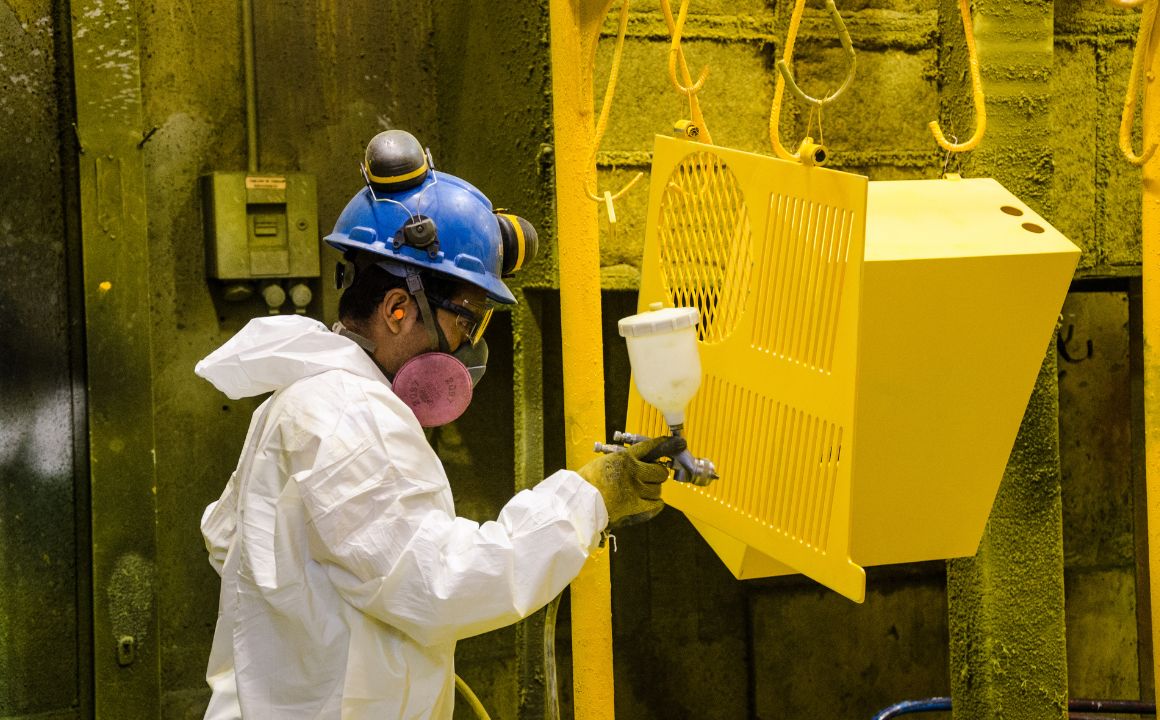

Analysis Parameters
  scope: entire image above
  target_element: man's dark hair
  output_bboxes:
[338,257,462,331]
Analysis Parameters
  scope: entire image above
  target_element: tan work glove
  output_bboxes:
[576,435,687,528]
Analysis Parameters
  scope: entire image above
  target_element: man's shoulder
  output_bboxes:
[278,368,419,427]
[281,367,391,405]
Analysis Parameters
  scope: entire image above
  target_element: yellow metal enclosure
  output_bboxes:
[851,177,1079,567]
[626,137,1080,603]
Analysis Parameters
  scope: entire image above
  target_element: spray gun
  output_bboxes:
[595,431,718,486]
[595,303,719,487]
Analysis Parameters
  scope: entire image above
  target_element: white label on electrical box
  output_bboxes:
[246,176,287,190]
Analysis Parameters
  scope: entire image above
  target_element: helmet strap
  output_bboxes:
[405,266,449,353]
[331,321,377,354]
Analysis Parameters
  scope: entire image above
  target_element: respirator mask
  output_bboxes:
[335,260,492,428]
[389,268,493,428]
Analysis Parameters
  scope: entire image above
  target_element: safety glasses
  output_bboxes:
[429,295,494,347]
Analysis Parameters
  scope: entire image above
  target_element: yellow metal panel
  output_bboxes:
[851,178,1078,567]
[688,518,797,579]
[628,135,869,603]
[1139,0,1160,701]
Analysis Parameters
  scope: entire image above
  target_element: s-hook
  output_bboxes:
[769,0,856,164]
[929,0,986,152]
[775,0,856,109]
[1115,0,1157,165]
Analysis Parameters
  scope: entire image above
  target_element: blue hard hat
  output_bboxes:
[326,171,517,304]
[327,131,539,305]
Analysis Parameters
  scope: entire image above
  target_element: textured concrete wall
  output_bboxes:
[1058,290,1144,702]
[0,0,84,717]
[1052,1,1145,271]
[947,351,1069,720]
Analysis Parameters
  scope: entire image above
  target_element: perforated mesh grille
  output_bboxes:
[639,374,843,551]
[657,152,753,345]
[750,192,854,374]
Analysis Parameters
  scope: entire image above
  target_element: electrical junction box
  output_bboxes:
[201,172,320,280]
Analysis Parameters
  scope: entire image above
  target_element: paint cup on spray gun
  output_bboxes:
[594,303,718,486]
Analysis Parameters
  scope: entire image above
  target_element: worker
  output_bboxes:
[194,130,684,719]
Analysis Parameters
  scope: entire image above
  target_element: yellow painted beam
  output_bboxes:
[548,1,618,719]
[1142,0,1160,702]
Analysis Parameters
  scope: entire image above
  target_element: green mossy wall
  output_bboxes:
[1058,290,1144,702]
[0,1,84,716]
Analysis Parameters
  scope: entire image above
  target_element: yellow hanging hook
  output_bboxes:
[770,0,807,161]
[774,0,856,108]
[584,0,644,202]
[769,0,851,163]
[929,0,987,153]
[1117,0,1158,166]
[663,0,709,95]
[659,0,714,144]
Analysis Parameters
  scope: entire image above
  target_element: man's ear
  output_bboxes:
[379,288,412,335]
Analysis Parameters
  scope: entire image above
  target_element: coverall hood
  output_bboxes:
[194,315,386,400]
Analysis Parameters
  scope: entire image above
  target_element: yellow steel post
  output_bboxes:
[548,1,618,719]
[1143,0,1160,700]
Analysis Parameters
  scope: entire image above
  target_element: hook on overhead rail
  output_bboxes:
[663,0,709,95]
[1116,0,1157,165]
[584,0,644,246]
[769,0,854,164]
[584,0,645,203]
[774,0,856,109]
[660,0,714,143]
[929,0,986,153]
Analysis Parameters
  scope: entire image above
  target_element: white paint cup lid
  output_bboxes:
[617,303,699,337]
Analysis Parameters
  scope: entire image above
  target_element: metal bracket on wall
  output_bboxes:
[71,0,161,714]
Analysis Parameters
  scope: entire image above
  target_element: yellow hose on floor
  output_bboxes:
[455,674,492,720]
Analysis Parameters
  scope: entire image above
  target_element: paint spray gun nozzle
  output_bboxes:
[595,429,719,486]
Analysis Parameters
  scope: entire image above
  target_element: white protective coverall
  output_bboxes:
[195,315,608,719]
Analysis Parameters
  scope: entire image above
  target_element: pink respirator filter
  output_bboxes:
[391,352,474,427]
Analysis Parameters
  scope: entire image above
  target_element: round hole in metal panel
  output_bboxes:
[658,151,753,345]
[1021,222,1045,234]
[1000,205,1023,216]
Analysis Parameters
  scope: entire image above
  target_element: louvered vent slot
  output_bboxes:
[751,192,854,374]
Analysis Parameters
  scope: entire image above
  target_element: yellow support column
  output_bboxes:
[548,1,618,719]
[1143,0,1160,701]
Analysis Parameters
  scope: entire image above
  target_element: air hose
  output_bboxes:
[454,674,492,720]
[871,697,1157,719]
[545,593,564,720]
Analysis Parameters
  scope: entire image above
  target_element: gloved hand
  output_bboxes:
[577,435,687,528]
